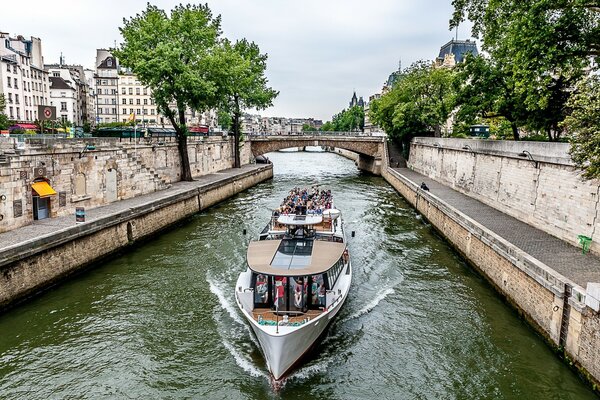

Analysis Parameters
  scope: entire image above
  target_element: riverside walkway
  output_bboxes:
[394,167,600,288]
[0,164,270,262]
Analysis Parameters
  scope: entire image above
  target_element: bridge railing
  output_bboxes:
[246,131,386,138]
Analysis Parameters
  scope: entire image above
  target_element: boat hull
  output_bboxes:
[245,292,348,380]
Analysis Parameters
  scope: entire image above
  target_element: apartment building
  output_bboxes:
[0,31,50,123]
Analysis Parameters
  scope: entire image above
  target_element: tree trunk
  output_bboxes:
[233,99,241,168]
[177,107,193,181]
[511,122,520,141]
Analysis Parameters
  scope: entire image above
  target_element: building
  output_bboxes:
[435,39,479,68]
[94,49,217,129]
[46,60,90,126]
[94,49,119,124]
[83,69,96,126]
[363,93,384,136]
[349,91,364,109]
[0,31,50,125]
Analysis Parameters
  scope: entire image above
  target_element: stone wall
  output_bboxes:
[382,142,600,391]
[408,138,600,256]
[0,136,254,233]
[0,164,273,311]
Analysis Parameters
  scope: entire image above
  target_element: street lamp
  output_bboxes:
[518,150,538,168]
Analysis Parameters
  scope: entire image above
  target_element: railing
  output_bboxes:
[246,131,382,137]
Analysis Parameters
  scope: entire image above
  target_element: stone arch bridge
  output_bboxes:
[249,134,385,174]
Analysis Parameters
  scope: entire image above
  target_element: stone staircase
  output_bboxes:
[387,140,407,168]
[117,150,171,195]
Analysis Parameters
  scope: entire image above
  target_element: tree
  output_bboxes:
[563,76,600,179]
[369,61,456,154]
[450,0,599,141]
[217,110,232,131]
[0,94,9,130]
[453,55,527,140]
[115,4,223,181]
[320,121,334,131]
[212,39,278,168]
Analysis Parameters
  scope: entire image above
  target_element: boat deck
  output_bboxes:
[252,309,323,324]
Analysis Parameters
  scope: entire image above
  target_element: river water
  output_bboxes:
[0,151,597,399]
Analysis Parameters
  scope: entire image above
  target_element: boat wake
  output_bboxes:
[340,287,395,323]
[206,275,244,326]
[220,337,268,379]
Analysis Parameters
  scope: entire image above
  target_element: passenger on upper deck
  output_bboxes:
[274,186,333,216]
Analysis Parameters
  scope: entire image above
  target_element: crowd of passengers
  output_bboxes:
[273,187,333,216]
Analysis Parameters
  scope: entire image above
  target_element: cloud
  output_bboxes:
[1,0,475,121]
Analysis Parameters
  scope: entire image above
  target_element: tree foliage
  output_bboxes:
[115,3,222,180]
[0,94,9,130]
[453,55,527,140]
[211,38,278,167]
[563,76,600,179]
[369,61,455,150]
[328,106,364,132]
[450,0,599,141]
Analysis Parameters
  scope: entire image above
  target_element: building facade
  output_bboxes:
[0,31,50,124]
[46,62,89,126]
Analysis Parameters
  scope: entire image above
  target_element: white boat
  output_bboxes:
[235,194,352,380]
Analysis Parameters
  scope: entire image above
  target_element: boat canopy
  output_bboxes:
[277,214,323,226]
[247,239,345,276]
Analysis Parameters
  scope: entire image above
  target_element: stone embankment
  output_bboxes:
[0,164,272,312]
[381,139,600,392]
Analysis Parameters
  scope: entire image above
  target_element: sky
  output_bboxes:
[1,0,474,121]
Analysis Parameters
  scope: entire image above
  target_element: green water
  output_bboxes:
[0,151,596,399]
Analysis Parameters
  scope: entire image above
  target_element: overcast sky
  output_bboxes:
[2,0,474,121]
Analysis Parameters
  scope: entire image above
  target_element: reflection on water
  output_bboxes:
[0,152,596,399]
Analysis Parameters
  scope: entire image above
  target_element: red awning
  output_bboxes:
[15,123,39,130]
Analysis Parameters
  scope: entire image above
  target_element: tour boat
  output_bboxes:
[235,192,352,380]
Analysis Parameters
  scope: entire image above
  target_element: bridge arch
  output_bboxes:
[248,135,384,174]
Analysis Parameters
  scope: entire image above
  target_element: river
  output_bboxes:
[0,151,596,399]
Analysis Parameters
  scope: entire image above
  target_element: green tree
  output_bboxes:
[217,110,232,131]
[453,55,527,140]
[562,76,600,179]
[212,39,278,168]
[115,4,222,181]
[369,61,455,154]
[302,123,316,132]
[320,121,334,132]
[450,0,599,141]
[0,94,9,130]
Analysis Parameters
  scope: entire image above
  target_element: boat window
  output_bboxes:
[310,274,326,308]
[327,257,344,289]
[254,273,269,305]
[289,276,308,312]
[271,239,313,269]
[272,276,287,310]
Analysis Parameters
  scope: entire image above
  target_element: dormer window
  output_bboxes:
[107,59,112,67]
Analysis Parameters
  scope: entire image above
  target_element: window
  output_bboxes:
[7,77,11,88]
[136,99,140,105]
[121,88,126,94]
[9,107,13,118]
[14,78,18,88]
[15,94,19,104]
[61,102,67,111]
[107,59,112,67]
[253,274,269,305]
[24,97,28,106]
[61,115,68,123]
[150,99,155,105]
[122,109,127,114]
[111,108,116,115]
[111,98,116,104]
[143,99,148,105]
[102,79,108,85]
[111,89,117,95]
[97,88,102,95]
[6,64,9,72]
[7,93,12,103]
[53,72,60,77]
[16,107,20,119]
[128,88,133,95]
[13,65,17,73]
[129,98,133,105]
[143,109,148,115]
[136,88,140,95]
[122,98,127,105]
[129,108,134,114]
[136,109,141,115]
[143,88,147,95]
[98,107,103,114]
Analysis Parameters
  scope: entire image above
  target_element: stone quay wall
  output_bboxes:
[382,142,600,390]
[0,136,253,233]
[407,138,600,256]
[0,164,273,312]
